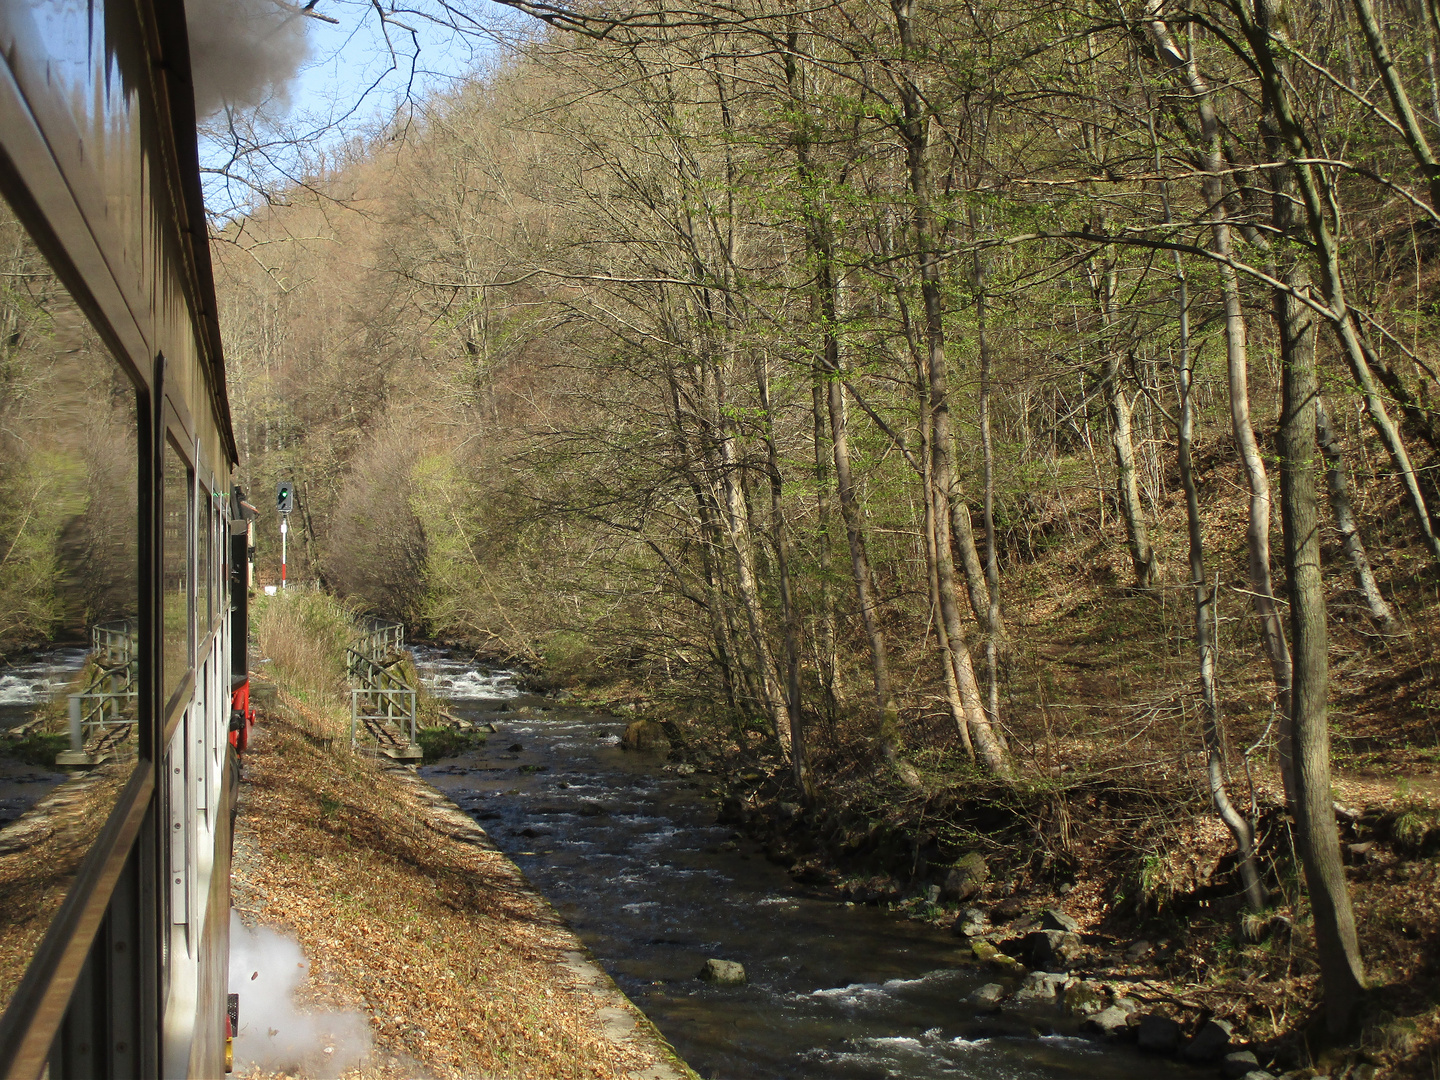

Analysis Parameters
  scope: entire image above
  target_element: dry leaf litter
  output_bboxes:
[231,707,692,1080]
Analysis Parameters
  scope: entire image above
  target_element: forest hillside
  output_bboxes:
[216,2,1440,1071]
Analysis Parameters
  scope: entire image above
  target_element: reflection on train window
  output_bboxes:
[0,200,139,1016]
[213,503,224,626]
[163,444,192,707]
[197,484,210,635]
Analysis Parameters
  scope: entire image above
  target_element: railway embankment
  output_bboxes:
[230,692,693,1080]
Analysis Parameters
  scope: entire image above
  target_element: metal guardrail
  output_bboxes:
[349,688,418,753]
[348,622,405,672]
[347,622,421,761]
[57,620,139,766]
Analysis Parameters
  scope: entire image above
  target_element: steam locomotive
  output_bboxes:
[0,1,253,1075]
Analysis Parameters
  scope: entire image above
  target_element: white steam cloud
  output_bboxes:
[229,913,372,1075]
[186,0,310,118]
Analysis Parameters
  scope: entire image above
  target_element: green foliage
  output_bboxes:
[416,725,485,762]
[1392,808,1438,856]
[1131,851,1180,916]
[411,451,484,637]
[540,631,599,685]
[0,450,89,651]
[0,731,68,767]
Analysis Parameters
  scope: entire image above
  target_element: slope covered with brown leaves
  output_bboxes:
[230,707,692,1080]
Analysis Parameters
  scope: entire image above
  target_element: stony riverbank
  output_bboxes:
[589,712,1439,1080]
[229,701,696,1080]
[722,761,1440,1080]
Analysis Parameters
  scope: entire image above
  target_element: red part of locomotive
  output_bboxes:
[230,490,258,754]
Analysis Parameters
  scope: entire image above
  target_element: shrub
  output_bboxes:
[416,725,485,762]
[253,586,360,742]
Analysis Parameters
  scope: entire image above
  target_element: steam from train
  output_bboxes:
[186,0,310,117]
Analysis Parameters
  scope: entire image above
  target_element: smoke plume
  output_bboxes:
[185,0,310,118]
[228,913,372,1075]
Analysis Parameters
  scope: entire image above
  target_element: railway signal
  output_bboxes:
[277,481,295,589]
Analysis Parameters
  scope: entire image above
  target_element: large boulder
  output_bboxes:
[1180,1018,1234,1063]
[698,959,746,985]
[989,896,1025,922]
[1124,939,1154,963]
[941,853,989,901]
[969,939,1020,972]
[1013,971,1069,1003]
[1083,1006,1133,1038]
[1041,907,1080,933]
[1026,930,1085,971]
[1062,981,1105,1017]
[1136,1014,1183,1054]
[969,983,1006,1009]
[953,907,989,938]
[622,719,671,753]
[969,939,1001,963]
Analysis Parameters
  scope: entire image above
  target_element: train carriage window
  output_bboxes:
[162,444,192,710]
[0,201,140,1017]
[196,479,210,635]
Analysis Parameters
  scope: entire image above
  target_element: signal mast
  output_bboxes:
[276,480,295,588]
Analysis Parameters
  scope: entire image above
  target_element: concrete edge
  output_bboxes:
[382,764,700,1080]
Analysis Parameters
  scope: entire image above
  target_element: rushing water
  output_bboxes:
[412,648,1203,1080]
[0,645,87,728]
[0,645,86,824]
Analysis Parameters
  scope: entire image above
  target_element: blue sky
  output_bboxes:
[290,3,503,129]
[199,1,520,220]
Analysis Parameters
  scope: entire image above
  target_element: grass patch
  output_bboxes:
[254,587,361,745]
[1392,806,1440,856]
[255,588,359,700]
[415,725,485,762]
[0,731,68,767]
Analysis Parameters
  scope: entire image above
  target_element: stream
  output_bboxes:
[0,645,85,824]
[413,649,1204,1080]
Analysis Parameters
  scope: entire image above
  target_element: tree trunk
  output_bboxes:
[811,373,840,725]
[826,370,903,765]
[784,26,841,732]
[1246,0,1371,1030]
[919,352,976,761]
[1095,257,1156,588]
[757,355,809,794]
[718,414,791,753]
[1278,267,1369,1038]
[666,366,743,724]
[801,200,908,771]
[1238,0,1440,565]
[1316,398,1400,635]
[973,238,1006,739]
[1105,347,1156,588]
[703,354,791,750]
[893,0,1009,776]
[1145,7,1295,803]
[1166,180,1266,912]
[1350,0,1440,213]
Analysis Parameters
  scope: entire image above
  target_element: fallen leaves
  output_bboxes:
[231,711,687,1080]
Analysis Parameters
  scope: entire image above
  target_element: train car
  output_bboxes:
[0,1,247,1076]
